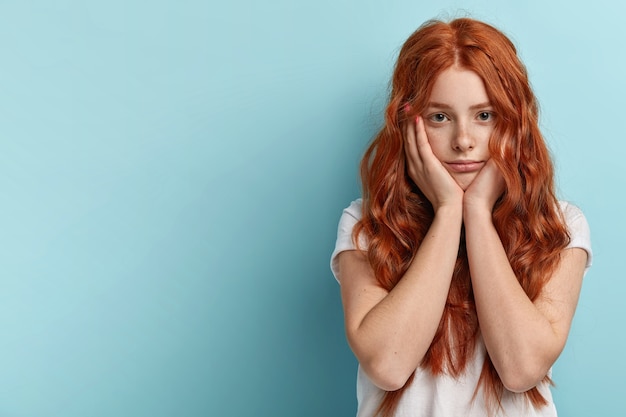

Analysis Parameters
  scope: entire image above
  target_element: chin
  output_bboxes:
[454,175,477,191]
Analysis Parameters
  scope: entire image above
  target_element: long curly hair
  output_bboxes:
[353,18,570,416]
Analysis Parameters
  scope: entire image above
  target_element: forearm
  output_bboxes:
[349,206,463,389]
[464,208,560,391]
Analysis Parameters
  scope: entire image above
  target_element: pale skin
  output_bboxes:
[337,66,588,393]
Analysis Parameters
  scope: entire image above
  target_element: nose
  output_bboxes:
[452,123,474,151]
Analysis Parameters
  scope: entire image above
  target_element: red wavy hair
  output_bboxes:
[353,18,570,416]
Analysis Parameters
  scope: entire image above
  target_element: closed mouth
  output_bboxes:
[445,161,485,173]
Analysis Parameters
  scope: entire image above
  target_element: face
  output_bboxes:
[422,66,495,190]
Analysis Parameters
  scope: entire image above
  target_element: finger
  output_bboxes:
[487,160,506,194]
[485,160,504,183]
[471,160,505,200]
[414,116,435,160]
[404,117,422,166]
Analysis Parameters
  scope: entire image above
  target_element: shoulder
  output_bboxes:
[558,200,585,222]
[330,199,366,282]
[558,201,593,271]
[335,199,365,241]
[343,198,363,220]
[558,200,590,239]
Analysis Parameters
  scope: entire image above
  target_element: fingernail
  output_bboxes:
[415,115,420,124]
[403,103,411,113]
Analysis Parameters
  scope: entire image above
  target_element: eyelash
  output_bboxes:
[427,111,495,123]
[477,111,493,121]
[429,113,449,123]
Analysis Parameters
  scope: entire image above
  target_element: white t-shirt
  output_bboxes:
[330,199,592,417]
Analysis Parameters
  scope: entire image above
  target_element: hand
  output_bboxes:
[463,159,505,214]
[404,116,463,211]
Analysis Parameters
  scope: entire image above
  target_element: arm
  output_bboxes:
[338,206,462,391]
[338,117,463,391]
[463,161,588,392]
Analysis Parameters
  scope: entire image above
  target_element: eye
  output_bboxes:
[429,113,449,123]
[477,111,494,121]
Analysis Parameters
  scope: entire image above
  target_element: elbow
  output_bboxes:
[370,372,410,392]
[360,355,416,392]
[493,335,565,393]
[501,376,540,394]
[345,330,425,392]
[498,361,551,394]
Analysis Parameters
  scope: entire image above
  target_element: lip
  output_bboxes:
[444,160,485,173]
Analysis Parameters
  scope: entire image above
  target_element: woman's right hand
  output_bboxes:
[404,116,463,211]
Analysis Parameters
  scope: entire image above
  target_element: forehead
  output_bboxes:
[428,66,490,107]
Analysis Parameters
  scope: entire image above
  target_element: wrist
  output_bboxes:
[463,201,494,223]
[434,202,464,220]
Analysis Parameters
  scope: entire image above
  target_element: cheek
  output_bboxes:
[423,127,448,160]
[476,125,494,146]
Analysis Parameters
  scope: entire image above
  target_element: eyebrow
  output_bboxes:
[427,101,493,110]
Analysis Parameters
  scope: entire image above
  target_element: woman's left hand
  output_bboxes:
[463,159,505,214]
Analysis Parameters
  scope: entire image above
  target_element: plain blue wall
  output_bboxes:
[0,1,621,416]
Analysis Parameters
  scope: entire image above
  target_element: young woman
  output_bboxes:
[330,18,592,417]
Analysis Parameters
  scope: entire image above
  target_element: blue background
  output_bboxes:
[0,1,620,416]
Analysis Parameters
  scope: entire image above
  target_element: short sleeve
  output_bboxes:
[330,199,367,283]
[560,201,593,274]
[329,199,592,282]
